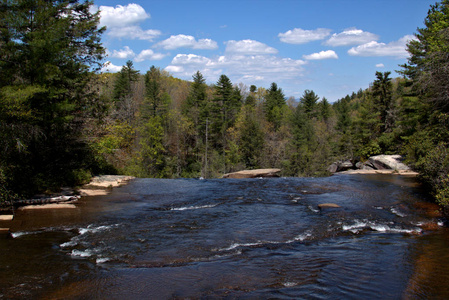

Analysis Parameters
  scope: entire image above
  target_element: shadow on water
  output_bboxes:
[1,174,449,299]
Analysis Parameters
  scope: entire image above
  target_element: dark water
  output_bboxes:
[1,174,449,299]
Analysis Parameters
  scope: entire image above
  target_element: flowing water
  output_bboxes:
[1,174,449,299]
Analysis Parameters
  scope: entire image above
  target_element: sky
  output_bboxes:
[93,0,436,102]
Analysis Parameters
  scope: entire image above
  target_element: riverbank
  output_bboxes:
[0,175,135,216]
[337,169,419,176]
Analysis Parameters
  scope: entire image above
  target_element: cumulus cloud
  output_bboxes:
[165,53,307,87]
[135,49,167,62]
[108,46,166,62]
[154,34,218,50]
[96,4,161,41]
[324,28,379,46]
[303,50,338,60]
[109,46,135,59]
[278,28,332,44]
[98,4,149,27]
[225,40,278,55]
[101,61,123,73]
[348,35,415,58]
[107,26,161,41]
[376,63,385,68]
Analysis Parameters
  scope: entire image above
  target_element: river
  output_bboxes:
[1,174,449,299]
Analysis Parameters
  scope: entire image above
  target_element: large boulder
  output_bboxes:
[327,160,354,173]
[368,155,410,170]
[223,169,281,179]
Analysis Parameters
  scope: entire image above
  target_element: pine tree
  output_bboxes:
[264,82,286,130]
[300,90,319,119]
[112,60,139,123]
[372,71,394,132]
[0,0,105,195]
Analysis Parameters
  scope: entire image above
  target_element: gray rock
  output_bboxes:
[368,155,410,170]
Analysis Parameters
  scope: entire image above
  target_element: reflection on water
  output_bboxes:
[1,174,448,299]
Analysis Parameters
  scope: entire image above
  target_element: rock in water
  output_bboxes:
[223,169,281,179]
[318,203,341,209]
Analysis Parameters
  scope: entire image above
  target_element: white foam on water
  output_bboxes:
[60,240,78,248]
[342,221,367,232]
[96,257,111,264]
[308,205,320,213]
[171,204,218,211]
[343,219,422,234]
[286,232,312,243]
[10,231,34,238]
[283,282,298,287]
[390,207,406,217]
[369,224,390,232]
[71,249,94,258]
[220,241,264,251]
[78,224,118,235]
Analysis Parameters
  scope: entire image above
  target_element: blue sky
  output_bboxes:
[94,0,436,102]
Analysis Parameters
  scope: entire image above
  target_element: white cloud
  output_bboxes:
[154,34,218,50]
[225,40,278,55]
[109,46,135,59]
[96,4,161,41]
[278,28,332,44]
[98,4,149,28]
[135,49,167,62]
[165,65,184,73]
[303,50,338,60]
[325,28,379,46]
[348,35,415,58]
[376,63,385,68]
[101,61,122,73]
[107,26,161,41]
[165,53,307,87]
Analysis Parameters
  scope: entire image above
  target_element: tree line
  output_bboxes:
[1,0,448,206]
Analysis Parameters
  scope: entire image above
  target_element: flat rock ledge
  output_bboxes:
[11,175,135,211]
[223,169,281,179]
[79,175,135,196]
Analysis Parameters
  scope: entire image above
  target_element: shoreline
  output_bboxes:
[336,169,419,176]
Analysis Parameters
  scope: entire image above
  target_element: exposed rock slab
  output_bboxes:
[80,175,135,196]
[0,215,14,221]
[318,203,341,209]
[223,169,281,179]
[338,169,418,176]
[18,203,77,210]
[83,175,135,189]
[368,155,410,171]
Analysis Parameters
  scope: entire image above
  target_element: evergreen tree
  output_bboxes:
[399,0,449,205]
[264,82,286,130]
[112,60,139,123]
[210,74,235,148]
[142,66,170,119]
[372,71,394,132]
[300,90,319,119]
[0,0,105,195]
[320,97,331,122]
[288,103,316,176]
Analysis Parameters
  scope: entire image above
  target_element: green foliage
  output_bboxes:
[372,71,394,132]
[264,82,286,130]
[0,168,17,204]
[0,0,105,196]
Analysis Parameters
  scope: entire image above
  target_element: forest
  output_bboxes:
[1,0,448,206]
